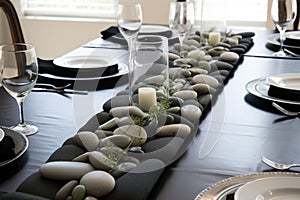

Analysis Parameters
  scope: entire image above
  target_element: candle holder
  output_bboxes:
[199,0,227,46]
[131,35,169,106]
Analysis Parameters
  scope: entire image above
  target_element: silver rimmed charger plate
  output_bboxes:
[0,126,29,167]
[195,172,300,200]
[246,77,300,105]
[267,32,300,51]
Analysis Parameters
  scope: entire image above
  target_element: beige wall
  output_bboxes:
[10,0,172,59]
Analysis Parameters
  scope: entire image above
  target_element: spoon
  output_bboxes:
[272,102,300,117]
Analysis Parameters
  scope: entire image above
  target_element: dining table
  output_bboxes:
[0,26,300,200]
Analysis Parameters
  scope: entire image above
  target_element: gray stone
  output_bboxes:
[113,125,147,146]
[198,94,213,106]
[99,134,132,149]
[89,151,115,171]
[109,106,149,119]
[74,131,99,152]
[73,152,90,162]
[181,104,202,122]
[98,118,119,130]
[192,74,219,88]
[80,171,115,198]
[156,124,191,138]
[192,83,210,95]
[72,185,86,200]
[39,161,94,181]
[55,180,78,200]
[173,90,198,100]
[220,52,239,62]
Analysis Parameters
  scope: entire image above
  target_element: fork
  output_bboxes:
[272,102,300,117]
[35,83,71,90]
[262,156,300,170]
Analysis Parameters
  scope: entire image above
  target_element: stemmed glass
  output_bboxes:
[169,1,195,56]
[117,3,143,100]
[271,0,297,56]
[0,43,38,136]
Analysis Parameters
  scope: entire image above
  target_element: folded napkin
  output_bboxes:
[268,85,300,101]
[0,136,15,161]
[100,25,173,44]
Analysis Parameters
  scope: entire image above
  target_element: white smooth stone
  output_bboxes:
[173,90,198,100]
[181,104,202,122]
[99,134,132,149]
[39,161,94,181]
[73,152,90,162]
[109,106,149,119]
[75,131,99,152]
[113,125,147,146]
[55,180,78,200]
[80,171,115,198]
[138,87,157,112]
[220,51,239,62]
[89,151,114,171]
[156,124,191,138]
[192,74,219,88]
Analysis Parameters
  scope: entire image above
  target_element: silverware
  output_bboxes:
[272,102,300,117]
[262,156,300,170]
[284,48,300,57]
[33,87,88,95]
[35,83,71,90]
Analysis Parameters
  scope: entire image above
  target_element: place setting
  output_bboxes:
[265,0,300,58]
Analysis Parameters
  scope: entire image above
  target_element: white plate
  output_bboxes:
[53,56,118,70]
[286,31,300,40]
[267,73,300,91]
[245,77,300,105]
[235,177,300,200]
[0,126,29,167]
[0,128,4,142]
[139,25,170,34]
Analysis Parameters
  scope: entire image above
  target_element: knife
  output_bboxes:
[32,87,88,95]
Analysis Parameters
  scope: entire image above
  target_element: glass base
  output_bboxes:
[272,50,287,57]
[12,123,38,136]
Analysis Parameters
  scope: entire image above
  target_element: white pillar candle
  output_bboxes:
[138,87,157,112]
[208,32,221,46]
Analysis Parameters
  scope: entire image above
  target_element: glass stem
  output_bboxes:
[16,98,25,126]
[178,34,185,57]
[128,36,136,103]
[278,27,286,52]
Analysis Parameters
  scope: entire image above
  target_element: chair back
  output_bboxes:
[0,0,25,43]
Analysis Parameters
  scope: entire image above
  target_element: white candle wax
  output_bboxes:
[138,87,157,112]
[208,32,221,46]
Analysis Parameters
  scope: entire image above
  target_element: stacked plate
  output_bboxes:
[267,31,300,54]
[246,73,300,105]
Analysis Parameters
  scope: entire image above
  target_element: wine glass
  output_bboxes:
[0,43,38,136]
[117,3,143,100]
[169,1,195,56]
[271,0,297,56]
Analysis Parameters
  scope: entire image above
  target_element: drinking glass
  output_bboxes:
[117,3,143,100]
[169,1,195,56]
[271,0,297,56]
[0,43,38,136]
